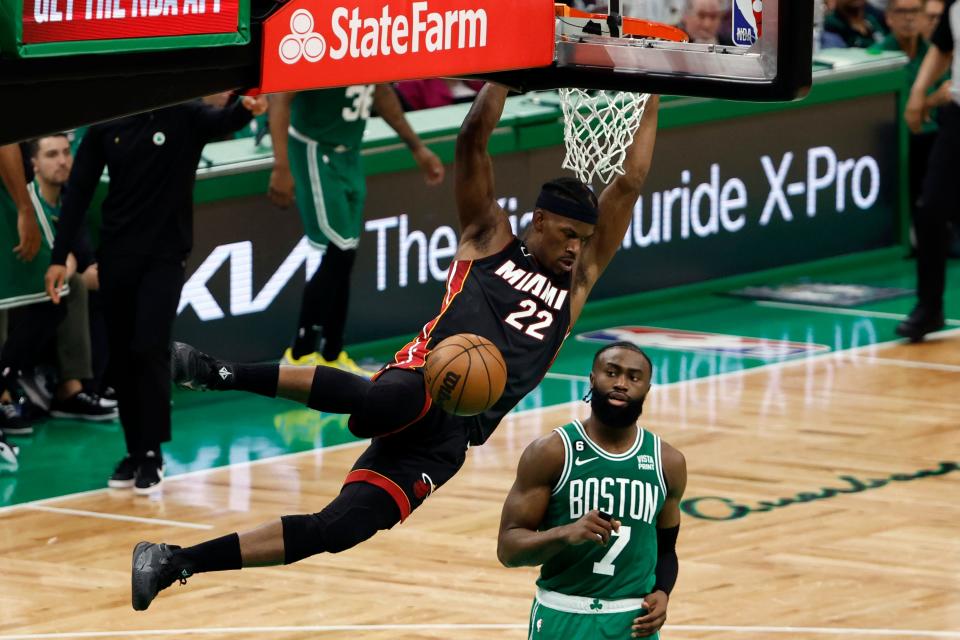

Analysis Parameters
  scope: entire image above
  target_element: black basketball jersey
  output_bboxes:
[388,237,572,444]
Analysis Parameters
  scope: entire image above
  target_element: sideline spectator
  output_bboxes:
[680,0,733,45]
[25,135,116,422]
[923,0,946,39]
[46,94,267,494]
[826,0,887,47]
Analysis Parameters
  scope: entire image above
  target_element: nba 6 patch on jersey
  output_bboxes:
[732,0,763,47]
[577,326,828,360]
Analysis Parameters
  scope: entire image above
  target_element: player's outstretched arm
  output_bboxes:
[373,85,444,186]
[571,96,659,320]
[454,83,513,258]
[632,440,686,639]
[498,433,618,568]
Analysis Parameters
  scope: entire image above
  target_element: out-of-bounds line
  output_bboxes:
[2,623,959,639]
[857,356,960,373]
[0,440,369,516]
[755,300,960,325]
[22,505,213,530]
[3,326,960,517]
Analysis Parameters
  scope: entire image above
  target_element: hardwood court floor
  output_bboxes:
[1,332,958,640]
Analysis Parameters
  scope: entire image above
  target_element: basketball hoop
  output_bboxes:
[559,89,651,185]
[553,5,686,184]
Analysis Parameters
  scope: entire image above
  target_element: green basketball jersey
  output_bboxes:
[537,420,667,601]
[289,85,376,148]
[0,181,60,310]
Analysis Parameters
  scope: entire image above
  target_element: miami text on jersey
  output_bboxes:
[494,259,568,311]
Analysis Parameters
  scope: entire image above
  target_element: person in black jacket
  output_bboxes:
[45,94,267,493]
[900,0,959,340]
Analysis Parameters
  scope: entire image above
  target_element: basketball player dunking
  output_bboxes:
[130,85,661,611]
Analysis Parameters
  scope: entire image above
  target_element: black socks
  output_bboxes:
[210,362,279,398]
[173,533,242,575]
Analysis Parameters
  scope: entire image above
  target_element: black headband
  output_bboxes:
[535,190,598,225]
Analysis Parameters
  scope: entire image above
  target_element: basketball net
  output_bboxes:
[559,88,651,185]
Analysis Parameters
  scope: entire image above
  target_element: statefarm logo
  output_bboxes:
[278,1,489,66]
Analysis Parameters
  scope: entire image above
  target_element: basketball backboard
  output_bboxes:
[486,0,814,101]
[0,0,813,144]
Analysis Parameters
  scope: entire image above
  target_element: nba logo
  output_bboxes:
[732,0,763,47]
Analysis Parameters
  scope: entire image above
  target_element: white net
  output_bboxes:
[559,88,651,185]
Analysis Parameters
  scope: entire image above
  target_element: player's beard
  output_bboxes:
[590,390,645,428]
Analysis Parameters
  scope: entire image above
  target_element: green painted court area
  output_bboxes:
[3,254,958,507]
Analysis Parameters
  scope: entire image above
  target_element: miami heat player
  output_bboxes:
[130,85,660,612]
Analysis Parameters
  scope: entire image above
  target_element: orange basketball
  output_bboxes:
[423,333,507,417]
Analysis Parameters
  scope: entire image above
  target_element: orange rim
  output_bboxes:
[555,4,689,43]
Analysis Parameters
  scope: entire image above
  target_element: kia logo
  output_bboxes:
[279,9,326,64]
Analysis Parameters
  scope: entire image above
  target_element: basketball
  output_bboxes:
[423,333,507,416]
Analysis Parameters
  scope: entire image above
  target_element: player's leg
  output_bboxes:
[172,343,430,438]
[284,132,330,362]
[131,424,467,610]
[285,139,360,366]
[131,481,400,610]
[314,151,364,367]
[315,244,357,362]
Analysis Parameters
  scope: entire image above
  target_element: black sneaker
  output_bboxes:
[895,305,946,343]
[0,431,18,469]
[171,342,230,391]
[98,392,118,410]
[50,392,119,422]
[131,541,190,611]
[0,401,33,436]
[108,455,139,488]
[134,451,164,495]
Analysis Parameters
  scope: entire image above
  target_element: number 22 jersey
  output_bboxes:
[388,237,572,444]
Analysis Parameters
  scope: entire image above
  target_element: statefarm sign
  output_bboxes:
[23,0,240,43]
[259,0,556,92]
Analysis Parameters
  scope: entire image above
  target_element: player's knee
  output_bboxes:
[280,483,400,562]
[348,374,426,438]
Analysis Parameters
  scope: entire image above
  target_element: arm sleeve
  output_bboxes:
[190,97,254,141]
[52,127,106,266]
[932,1,955,52]
[652,524,679,596]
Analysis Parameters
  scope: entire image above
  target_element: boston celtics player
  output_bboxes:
[268,85,444,374]
[498,342,686,639]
